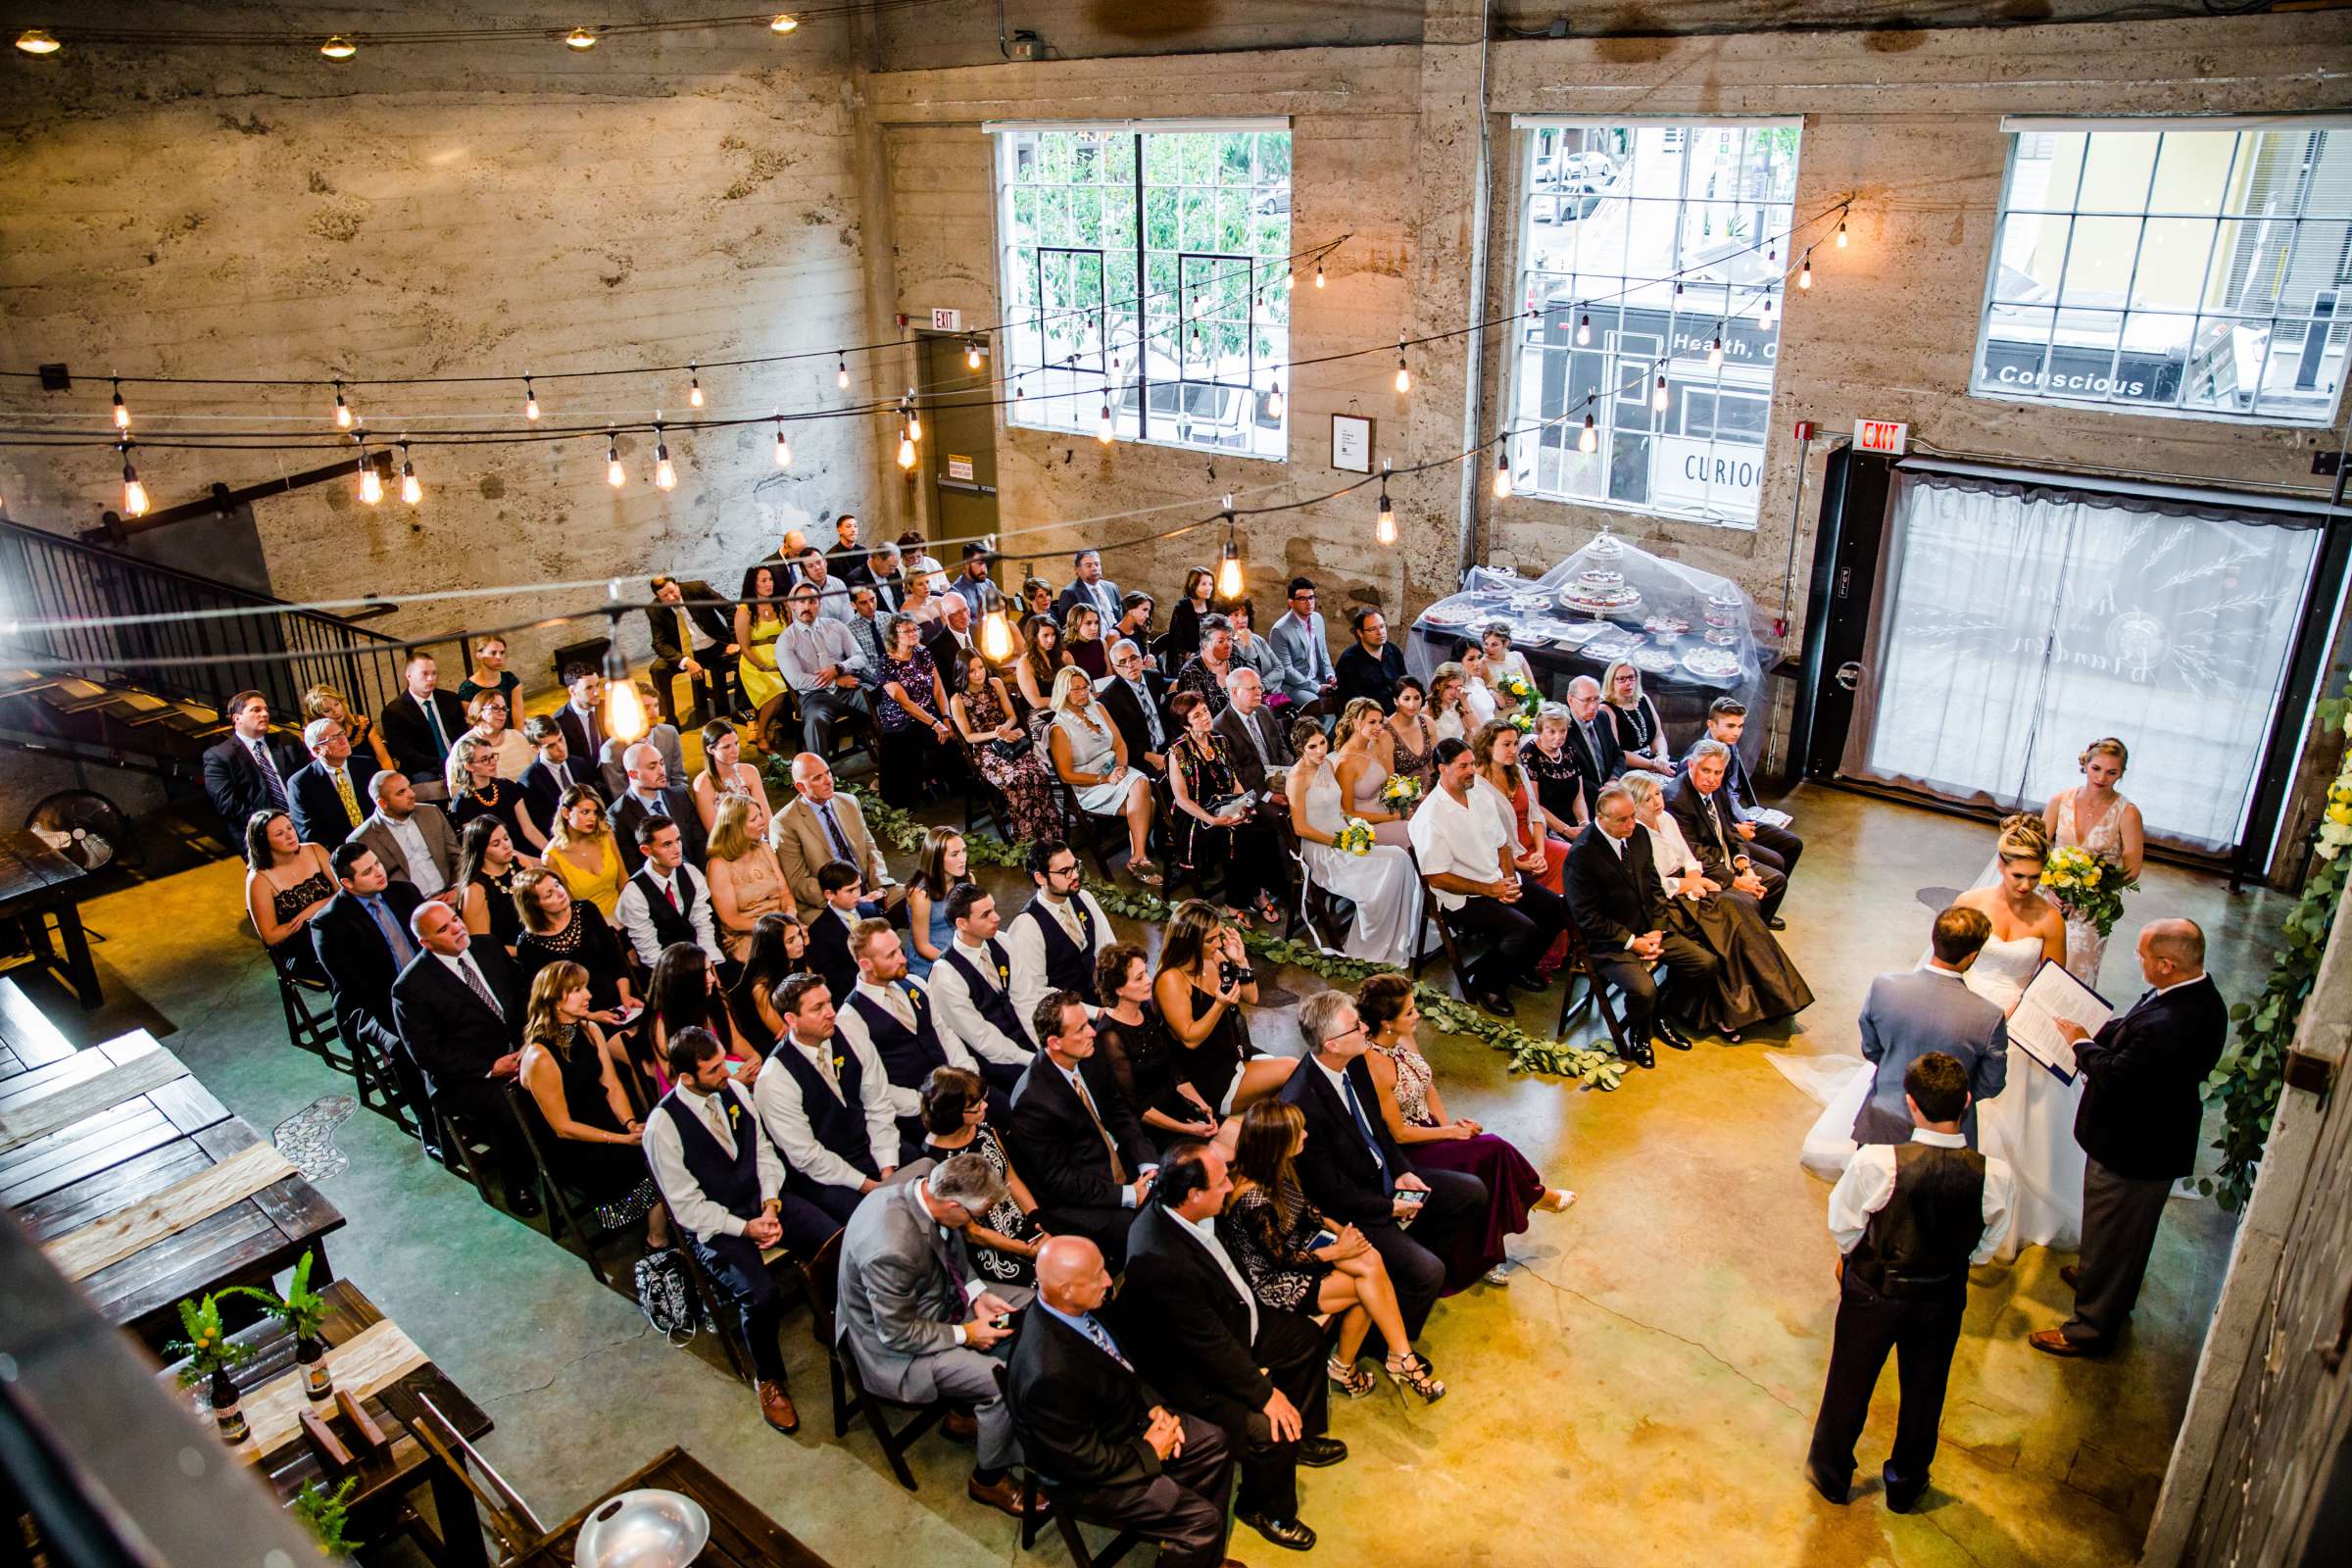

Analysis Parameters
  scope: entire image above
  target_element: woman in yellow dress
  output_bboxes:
[732,562,790,754]
[543,785,624,919]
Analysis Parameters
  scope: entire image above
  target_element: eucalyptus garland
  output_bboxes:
[763,754,1624,1090]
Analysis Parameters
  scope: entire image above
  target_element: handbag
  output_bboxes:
[990,734,1035,763]
[634,1248,699,1344]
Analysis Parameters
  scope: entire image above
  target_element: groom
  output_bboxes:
[1852,906,2009,1149]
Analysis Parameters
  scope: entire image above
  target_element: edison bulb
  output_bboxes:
[1493,451,1512,501]
[1836,220,1849,249]
[770,13,800,32]
[608,453,627,487]
[907,410,922,442]
[1651,374,1669,413]
[1576,314,1592,347]
[524,390,540,420]
[1395,362,1411,395]
[1376,493,1396,546]
[689,380,704,409]
[1217,553,1244,600]
[655,452,677,490]
[836,357,850,389]
[1266,382,1286,420]
[112,389,129,430]
[333,392,352,429]
[400,466,421,505]
[966,343,983,370]
[1578,415,1597,454]
[604,680,648,745]
[1097,404,1114,444]
[981,609,1012,662]
[122,473,149,516]
[774,429,792,467]
[898,431,917,468]
[359,466,383,505]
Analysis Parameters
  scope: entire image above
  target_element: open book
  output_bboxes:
[2006,960,2110,1084]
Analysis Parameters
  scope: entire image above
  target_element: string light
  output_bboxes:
[356,441,382,506]
[522,377,540,420]
[688,363,704,408]
[15,28,62,55]
[1576,311,1592,348]
[564,25,597,50]
[331,380,352,429]
[1097,400,1114,444]
[966,336,984,370]
[1706,332,1724,368]
[111,379,129,431]
[600,613,648,744]
[1798,250,1814,290]
[1375,460,1396,547]
[770,13,800,32]
[1284,268,1296,293]
[980,579,1012,661]
[398,440,421,505]
[1651,369,1669,413]
[905,392,921,443]
[1837,219,1849,249]
[1578,412,1597,454]
[1013,375,1024,404]
[772,416,792,468]
[1314,260,1325,289]
[836,351,849,390]
[1492,443,1513,501]
[653,422,676,490]
[1266,380,1286,420]
[1394,333,1411,395]
[118,442,148,517]
[897,420,917,469]
[1216,504,1244,599]
[606,430,625,487]
[319,34,355,60]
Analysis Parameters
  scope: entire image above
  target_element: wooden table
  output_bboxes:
[0,973,77,1082]
[0,828,103,1007]
[511,1446,835,1567]
[2,1029,344,1340]
[157,1278,497,1563]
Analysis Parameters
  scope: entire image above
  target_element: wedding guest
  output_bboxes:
[923,592,982,674]
[1114,591,1157,666]
[1600,660,1673,776]
[203,689,306,831]
[1048,667,1160,884]
[898,565,944,629]
[1525,702,1591,828]
[776,580,873,760]
[1007,991,1157,1266]
[1335,607,1405,710]
[243,808,337,980]
[1006,1236,1238,1568]
[1006,839,1115,1037]
[453,634,520,710]
[1453,645,1501,729]
[903,827,971,980]
[918,1066,1048,1284]
[1097,637,1172,779]
[594,689,684,804]
[2033,919,2227,1360]
[1411,738,1570,1018]
[1564,784,1719,1067]
[1853,906,2006,1147]
[949,539,993,615]
[1690,697,1802,880]
[724,912,809,1044]
[449,735,547,859]
[1020,574,1055,623]
[1328,698,1407,848]
[648,576,736,727]
[1267,577,1338,713]
[517,717,594,846]
[353,770,459,901]
[692,721,770,834]
[304,682,396,775]
[1668,739,1788,927]
[2042,736,2146,987]
[445,691,531,786]
[1563,675,1621,801]
[615,817,723,971]
[311,845,429,1138]
[868,542,907,609]
[1064,604,1111,682]
[1807,1051,2014,1511]
[543,785,625,919]
[644,1026,814,1433]
[288,714,377,849]
[1225,600,1277,688]
[1167,692,1284,927]
[1427,662,1476,745]
[1278,990,1489,1323]
[1165,566,1216,666]
[768,753,897,915]
[793,545,852,624]
[805,861,867,1001]
[1287,721,1422,966]
[875,612,954,808]
[390,901,537,1214]
[1055,547,1124,625]
[512,866,637,1018]
[948,651,1061,841]
[1014,613,1068,738]
[453,815,524,954]
[611,742,707,875]
[1482,623,1540,697]
[1094,942,1221,1150]
[1171,614,1237,718]
[706,795,793,963]
[1471,719,1572,978]
[379,651,469,803]
[732,563,793,754]
[846,582,891,676]
[899,528,948,595]
[1225,1099,1444,1401]
[517,962,668,1243]
[551,662,605,769]
[1379,674,1437,791]
[1212,665,1294,807]
[1154,903,1294,1118]
[926,884,1037,1090]
[1357,973,1572,1286]
[644,942,760,1097]
[1619,772,1813,1041]
[826,514,870,586]
[1119,1139,1342,1553]
[752,973,901,1229]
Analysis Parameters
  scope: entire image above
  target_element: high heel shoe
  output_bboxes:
[1327,1356,1375,1398]
[1538,1188,1577,1212]
[1385,1350,1446,1404]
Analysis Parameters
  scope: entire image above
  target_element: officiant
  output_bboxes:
[2031,918,2227,1360]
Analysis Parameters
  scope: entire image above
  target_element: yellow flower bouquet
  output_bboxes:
[1381,772,1424,808]
[2041,844,2136,939]
[1335,818,1377,857]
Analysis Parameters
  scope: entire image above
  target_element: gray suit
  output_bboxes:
[350,805,459,894]
[834,1163,1033,1470]
[1265,609,1335,706]
[1854,966,2008,1148]
[1213,701,1295,798]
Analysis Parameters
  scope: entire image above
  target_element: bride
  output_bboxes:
[1285,719,1422,967]
[2043,736,2144,989]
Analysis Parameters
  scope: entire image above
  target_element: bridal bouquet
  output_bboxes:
[2041,845,2136,938]
[1381,773,1423,808]
[1506,708,1536,734]
[1335,817,1377,857]
[1496,670,1541,718]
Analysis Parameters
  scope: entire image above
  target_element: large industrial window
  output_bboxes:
[990,121,1293,461]
[1504,119,1804,528]
[1973,118,2351,423]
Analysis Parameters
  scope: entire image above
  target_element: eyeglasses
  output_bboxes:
[1321,1020,1368,1045]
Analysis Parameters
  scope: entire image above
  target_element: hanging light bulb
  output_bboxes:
[523,376,540,420]
[1284,268,1296,293]
[1395,333,1411,395]
[1313,260,1325,290]
[1798,250,1813,290]
[906,395,922,443]
[1707,333,1724,368]
[1216,532,1244,600]
[331,381,353,429]
[1576,311,1592,348]
[1493,443,1513,501]
[1013,376,1025,404]
[1097,400,1114,444]
[1652,370,1669,413]
[1579,412,1597,454]
[118,443,148,517]
[15,28,62,55]
[1266,380,1286,420]
[602,630,648,744]
[356,443,383,506]
[564,25,598,50]
[653,422,677,490]
[319,34,356,60]
[111,379,129,430]
[980,582,1013,661]
[836,351,850,390]
[966,336,984,370]
[898,421,917,469]
[688,364,704,409]
[773,416,792,468]
[398,440,421,505]
[1836,218,1849,250]
[606,431,626,487]
[1375,461,1396,547]
[769,12,800,32]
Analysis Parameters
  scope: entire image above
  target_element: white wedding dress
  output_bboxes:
[1296,760,1422,967]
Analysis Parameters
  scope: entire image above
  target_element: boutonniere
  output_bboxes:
[831,1054,846,1072]
[725,1102,741,1124]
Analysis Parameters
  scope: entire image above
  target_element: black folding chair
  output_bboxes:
[799,1229,951,1491]
[500,1081,639,1287]
[999,1364,1144,1567]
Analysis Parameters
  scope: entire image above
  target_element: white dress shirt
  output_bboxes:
[1006,890,1112,1044]
[1639,816,1708,898]
[645,1079,782,1243]
[927,936,1035,1067]
[1174,1208,1257,1342]
[836,974,979,1117]
[1407,785,1509,911]
[614,860,724,968]
[753,1029,900,1191]
[1827,1127,2015,1263]
[388,812,448,897]
[778,616,869,694]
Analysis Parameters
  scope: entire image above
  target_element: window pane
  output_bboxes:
[2078,132,2160,215]
[2132,219,2217,311]
[2151,131,2232,218]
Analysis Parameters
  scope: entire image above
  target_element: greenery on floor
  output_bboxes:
[2202,682,2351,1212]
[789,761,1624,1090]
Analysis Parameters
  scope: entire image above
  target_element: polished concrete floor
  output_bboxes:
[34,783,2285,1567]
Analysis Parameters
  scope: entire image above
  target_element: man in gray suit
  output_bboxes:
[350,772,460,902]
[834,1153,1036,1518]
[1853,906,2008,1148]
[1265,577,1338,713]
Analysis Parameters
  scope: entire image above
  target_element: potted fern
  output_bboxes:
[291,1476,362,1558]
[165,1293,255,1442]
[232,1250,334,1403]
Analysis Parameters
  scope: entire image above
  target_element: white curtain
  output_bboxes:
[1840,471,2322,857]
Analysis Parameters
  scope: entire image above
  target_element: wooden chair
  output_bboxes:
[1051,776,1126,883]
[267,940,351,1073]
[1554,922,1663,1055]
[1408,874,1473,1002]
[500,1081,637,1287]
[434,1105,500,1203]
[401,1388,546,1564]
[998,1365,1144,1567]
[797,1228,951,1491]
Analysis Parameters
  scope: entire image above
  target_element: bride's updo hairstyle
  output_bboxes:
[1995,811,2049,865]
[2079,736,2130,775]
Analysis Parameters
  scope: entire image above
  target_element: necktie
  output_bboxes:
[816,800,856,862]
[1069,1069,1128,1183]
[252,741,288,808]
[884,985,914,1029]
[662,876,680,910]
[704,1091,733,1153]
[1134,683,1162,747]
[808,1043,840,1097]
[420,696,450,759]
[1340,1073,1392,1186]
[365,896,414,966]
[1582,720,1603,772]
[1055,900,1083,947]
[676,606,696,653]
[1080,1312,1133,1371]
[646,792,669,819]
[457,956,502,1019]
[331,766,362,825]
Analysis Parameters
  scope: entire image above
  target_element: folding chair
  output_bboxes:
[501,1081,639,1287]
[1408,879,1473,1001]
[267,941,350,1072]
[399,1389,546,1564]
[999,1365,1144,1567]
[1554,922,1664,1056]
[798,1228,952,1491]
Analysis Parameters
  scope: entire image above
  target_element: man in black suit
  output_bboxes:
[610,740,706,874]
[552,662,606,767]
[201,688,305,833]
[1054,548,1124,627]
[647,575,737,728]
[923,593,982,676]
[310,843,428,1142]
[1564,784,1720,1067]
[1562,676,1621,811]
[376,651,470,805]
[1097,638,1171,777]
[2032,918,2229,1360]
[1332,608,1406,710]
[804,861,865,1002]
[388,900,538,1214]
[1119,1140,1343,1552]
[1007,1235,1237,1568]
[1278,990,1487,1335]
[1212,665,1294,800]
[287,714,379,848]
[1006,991,1157,1268]
[1689,696,1802,880]
[1667,739,1788,926]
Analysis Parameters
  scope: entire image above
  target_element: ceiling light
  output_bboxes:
[319,35,356,60]
[15,28,62,55]
[564,26,598,50]
[770,14,800,33]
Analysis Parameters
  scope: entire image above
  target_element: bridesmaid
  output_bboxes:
[1356,973,1573,1288]
[2041,736,2144,988]
[1332,697,1411,848]
[1378,675,1438,792]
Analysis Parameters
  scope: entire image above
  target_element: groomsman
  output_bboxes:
[1807,1052,2014,1511]
[1689,697,1803,881]
[2032,918,2227,1359]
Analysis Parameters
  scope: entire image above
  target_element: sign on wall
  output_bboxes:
[1853,418,1909,456]
[931,308,963,331]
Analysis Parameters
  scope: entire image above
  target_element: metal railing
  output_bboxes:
[0,516,448,730]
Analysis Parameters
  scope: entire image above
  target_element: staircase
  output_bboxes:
[0,517,450,795]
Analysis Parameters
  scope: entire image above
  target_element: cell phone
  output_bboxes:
[1393,1189,1428,1207]
[990,1315,1012,1330]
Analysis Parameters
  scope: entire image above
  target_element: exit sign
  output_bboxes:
[1853,418,1908,456]
[931,308,963,331]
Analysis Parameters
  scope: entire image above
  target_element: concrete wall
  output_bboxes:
[0,5,879,688]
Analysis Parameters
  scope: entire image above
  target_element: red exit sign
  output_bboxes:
[1853,418,1909,456]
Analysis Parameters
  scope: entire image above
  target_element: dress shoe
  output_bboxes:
[1237,1510,1317,1551]
[1803,1461,1849,1505]
[2060,1264,2082,1291]
[1766,914,1788,931]
[1884,1479,1927,1514]
[943,1408,978,1442]
[1296,1435,1348,1467]
[1477,992,1516,1018]
[1508,971,1548,994]
[758,1380,800,1434]
[1621,1041,1656,1069]
[503,1186,543,1219]
[2028,1328,2097,1358]
[1655,1022,1694,1052]
[966,1472,1036,1518]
